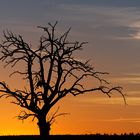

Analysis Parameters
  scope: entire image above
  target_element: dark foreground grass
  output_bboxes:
[0,134,140,140]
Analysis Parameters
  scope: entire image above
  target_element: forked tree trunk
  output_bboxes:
[37,116,51,140]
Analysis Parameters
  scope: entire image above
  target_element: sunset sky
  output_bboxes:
[0,0,140,135]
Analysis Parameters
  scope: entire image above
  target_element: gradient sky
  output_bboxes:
[0,0,140,135]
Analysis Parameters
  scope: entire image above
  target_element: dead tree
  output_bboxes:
[0,22,125,139]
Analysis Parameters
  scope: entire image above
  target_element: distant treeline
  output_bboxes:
[0,134,140,140]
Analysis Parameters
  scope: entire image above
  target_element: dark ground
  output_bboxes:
[0,134,140,140]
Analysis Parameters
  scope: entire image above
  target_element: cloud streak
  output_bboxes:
[95,117,140,123]
[73,96,140,106]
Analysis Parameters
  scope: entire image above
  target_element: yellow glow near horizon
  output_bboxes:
[0,93,140,135]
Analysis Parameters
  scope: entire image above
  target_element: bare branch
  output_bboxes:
[48,107,69,125]
[17,111,36,122]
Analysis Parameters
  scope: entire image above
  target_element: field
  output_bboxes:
[0,134,140,140]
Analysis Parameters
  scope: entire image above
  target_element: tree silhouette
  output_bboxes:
[0,22,125,139]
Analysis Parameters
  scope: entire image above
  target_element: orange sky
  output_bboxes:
[0,0,140,135]
[0,94,140,135]
[0,70,140,135]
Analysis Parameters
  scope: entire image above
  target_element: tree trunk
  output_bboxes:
[37,116,51,140]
